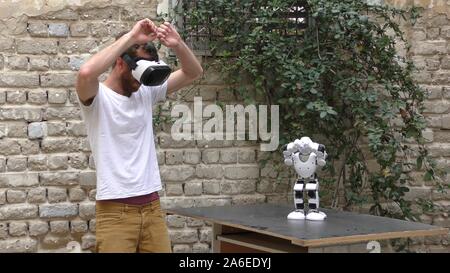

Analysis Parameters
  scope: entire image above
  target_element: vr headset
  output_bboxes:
[121,43,172,86]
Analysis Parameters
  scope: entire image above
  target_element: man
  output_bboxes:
[76,19,203,253]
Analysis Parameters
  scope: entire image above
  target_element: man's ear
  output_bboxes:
[116,57,125,68]
[116,57,129,72]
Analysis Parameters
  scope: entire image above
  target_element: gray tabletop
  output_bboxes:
[165,203,448,247]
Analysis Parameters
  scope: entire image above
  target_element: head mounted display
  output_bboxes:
[121,43,172,86]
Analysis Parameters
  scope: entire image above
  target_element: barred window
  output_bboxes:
[177,0,309,55]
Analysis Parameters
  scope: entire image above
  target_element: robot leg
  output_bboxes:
[287,179,305,220]
[305,180,326,221]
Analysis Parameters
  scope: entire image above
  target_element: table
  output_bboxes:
[165,204,448,253]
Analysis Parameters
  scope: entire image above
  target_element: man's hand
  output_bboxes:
[129,19,158,44]
[157,21,203,95]
[156,22,182,48]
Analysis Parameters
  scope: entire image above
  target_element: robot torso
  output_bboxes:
[293,152,317,178]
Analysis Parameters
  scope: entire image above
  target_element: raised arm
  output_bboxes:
[156,22,203,94]
[76,19,157,105]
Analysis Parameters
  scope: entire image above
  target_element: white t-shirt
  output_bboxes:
[79,82,167,200]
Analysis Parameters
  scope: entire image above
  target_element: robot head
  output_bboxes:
[294,137,314,155]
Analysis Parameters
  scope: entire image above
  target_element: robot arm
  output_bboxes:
[316,144,327,167]
[283,137,327,167]
[282,140,299,166]
[283,138,327,166]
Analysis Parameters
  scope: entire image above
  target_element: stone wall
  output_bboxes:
[0,0,448,253]
[383,0,450,252]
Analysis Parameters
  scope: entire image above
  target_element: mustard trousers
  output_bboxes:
[95,199,172,253]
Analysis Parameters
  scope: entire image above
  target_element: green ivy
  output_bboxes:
[176,0,448,222]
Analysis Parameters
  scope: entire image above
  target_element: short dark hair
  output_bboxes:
[113,31,159,68]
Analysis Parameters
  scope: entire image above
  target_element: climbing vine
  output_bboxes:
[172,0,448,222]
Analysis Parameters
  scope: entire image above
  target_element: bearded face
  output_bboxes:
[118,44,156,93]
[120,69,142,93]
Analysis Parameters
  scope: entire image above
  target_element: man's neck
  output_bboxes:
[103,74,132,97]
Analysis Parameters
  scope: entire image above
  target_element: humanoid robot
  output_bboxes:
[282,137,327,221]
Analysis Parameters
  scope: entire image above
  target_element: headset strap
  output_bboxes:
[121,53,138,70]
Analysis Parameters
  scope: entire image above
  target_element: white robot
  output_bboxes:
[282,137,327,221]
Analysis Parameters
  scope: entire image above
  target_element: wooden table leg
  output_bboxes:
[212,223,222,253]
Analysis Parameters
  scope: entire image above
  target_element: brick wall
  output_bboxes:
[0,0,448,253]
